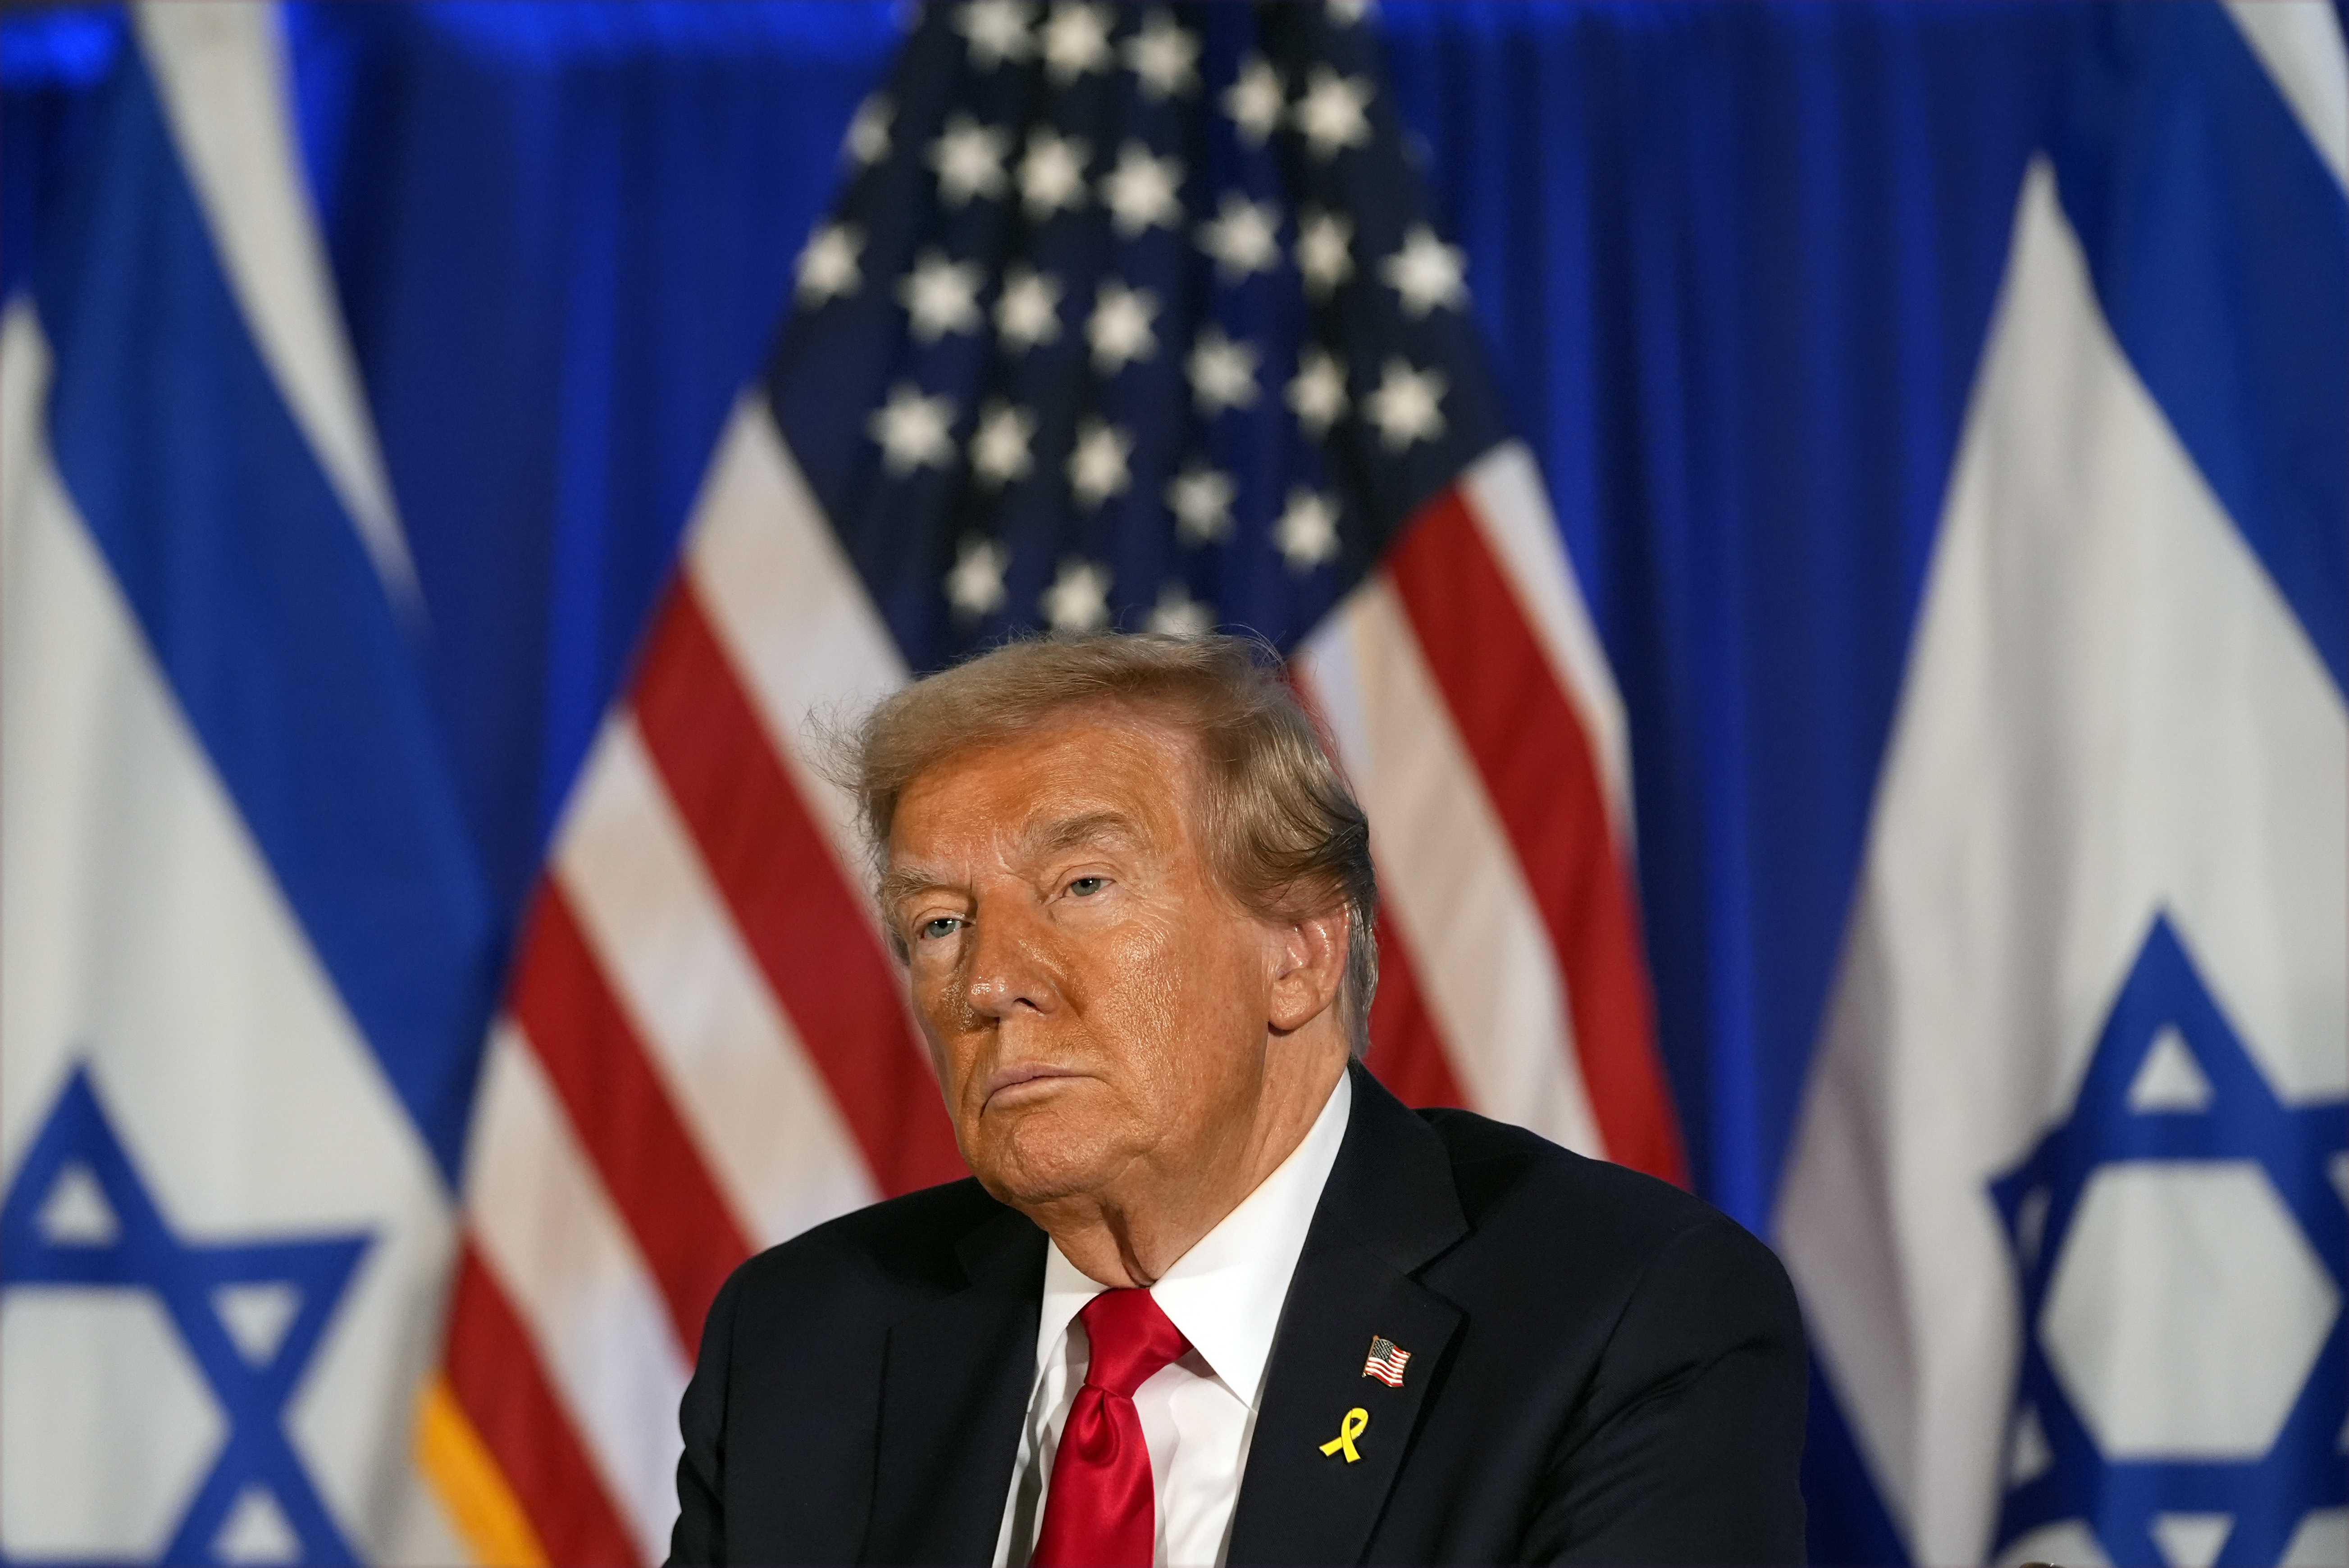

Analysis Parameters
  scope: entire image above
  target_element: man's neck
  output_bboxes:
[1030,1047,1348,1287]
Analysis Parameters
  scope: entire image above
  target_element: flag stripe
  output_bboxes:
[1298,576,1604,1157]
[630,581,965,1198]
[1459,443,1636,843]
[556,715,878,1249]
[1364,918,1469,1110]
[2223,0,2349,191]
[34,44,494,1184]
[1286,657,1469,1111]
[464,1027,689,1561]
[1385,488,1685,1181]
[132,1,415,608]
[441,1246,639,1568]
[508,883,753,1351]
[685,399,910,895]
[2051,2,2349,696]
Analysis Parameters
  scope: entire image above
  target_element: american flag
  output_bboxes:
[1363,1336,1413,1388]
[424,5,1683,1562]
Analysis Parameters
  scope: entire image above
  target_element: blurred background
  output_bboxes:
[1,2,2341,1565]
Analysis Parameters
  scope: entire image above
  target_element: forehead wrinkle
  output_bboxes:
[879,809,1151,910]
[876,862,953,914]
[1026,807,1149,859]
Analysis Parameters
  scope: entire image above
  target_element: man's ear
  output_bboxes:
[1268,904,1349,1034]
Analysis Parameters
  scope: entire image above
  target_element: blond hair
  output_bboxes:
[840,633,1378,1052]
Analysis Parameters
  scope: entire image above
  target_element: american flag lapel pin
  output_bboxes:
[1362,1336,1411,1387]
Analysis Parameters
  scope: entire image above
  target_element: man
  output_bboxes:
[670,633,1806,1566]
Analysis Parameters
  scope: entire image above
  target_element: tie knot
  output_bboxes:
[1076,1289,1190,1398]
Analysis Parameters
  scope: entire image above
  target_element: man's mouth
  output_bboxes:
[982,1064,1080,1106]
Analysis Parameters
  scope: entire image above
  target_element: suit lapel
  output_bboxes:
[866,1204,1046,1565]
[1227,1067,1469,1566]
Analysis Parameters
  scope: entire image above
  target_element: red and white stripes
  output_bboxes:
[427,417,1679,1563]
[1301,442,1681,1178]
[429,400,952,1564]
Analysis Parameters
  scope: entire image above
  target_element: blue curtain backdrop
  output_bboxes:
[7,4,2314,1561]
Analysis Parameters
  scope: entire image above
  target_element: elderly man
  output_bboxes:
[669,633,1806,1567]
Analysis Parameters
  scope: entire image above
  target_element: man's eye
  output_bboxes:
[1066,876,1107,898]
[917,916,963,940]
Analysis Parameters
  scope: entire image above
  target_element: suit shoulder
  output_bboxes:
[1415,1105,1784,1287]
[726,1175,1015,1308]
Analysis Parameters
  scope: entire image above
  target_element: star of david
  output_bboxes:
[0,1066,370,1567]
[1987,914,2347,1568]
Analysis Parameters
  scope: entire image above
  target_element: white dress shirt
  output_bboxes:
[991,1071,1354,1568]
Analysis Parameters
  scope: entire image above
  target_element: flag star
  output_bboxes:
[1295,208,1354,299]
[1101,142,1186,237]
[1123,10,1200,100]
[1287,347,1349,438]
[5,1071,370,1568]
[1293,66,1373,160]
[1366,357,1448,450]
[927,114,1011,206]
[1273,487,1342,572]
[1066,419,1134,509]
[1166,460,1236,544]
[1148,582,1216,636]
[1187,327,1260,416]
[868,384,958,475]
[1198,192,1282,282]
[1040,3,1114,83]
[955,0,1035,69]
[1223,55,1285,147]
[1379,223,1469,317]
[944,537,1010,618]
[995,264,1063,352]
[845,93,892,167]
[1018,127,1090,220]
[795,221,862,306]
[1086,281,1159,374]
[969,401,1037,486]
[1042,556,1114,632]
[898,251,985,342]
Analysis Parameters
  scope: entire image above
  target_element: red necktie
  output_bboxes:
[1029,1288,1192,1568]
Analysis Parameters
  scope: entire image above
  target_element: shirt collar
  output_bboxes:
[1035,1070,1353,1408]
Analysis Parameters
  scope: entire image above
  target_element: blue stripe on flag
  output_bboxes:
[2051,1,2349,696]
[0,2,126,305]
[31,41,497,1185]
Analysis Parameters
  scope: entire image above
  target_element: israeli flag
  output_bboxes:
[0,5,491,1562]
[1779,7,2347,1568]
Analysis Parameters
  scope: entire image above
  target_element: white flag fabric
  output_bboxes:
[1778,8,2349,1565]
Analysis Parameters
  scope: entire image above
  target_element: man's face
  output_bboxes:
[883,709,1294,1213]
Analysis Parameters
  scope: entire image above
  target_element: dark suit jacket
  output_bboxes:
[670,1064,1807,1565]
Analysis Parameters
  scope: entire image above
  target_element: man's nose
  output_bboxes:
[962,894,1059,1020]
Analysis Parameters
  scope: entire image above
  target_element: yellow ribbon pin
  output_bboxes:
[1319,1406,1369,1463]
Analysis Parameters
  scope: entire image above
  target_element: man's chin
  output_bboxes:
[965,1102,1132,1211]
